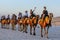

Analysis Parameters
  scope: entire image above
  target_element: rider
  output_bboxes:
[30,9,36,19]
[24,10,28,18]
[30,7,36,19]
[1,15,6,22]
[6,15,10,24]
[41,6,49,20]
[18,12,22,19]
[12,14,17,25]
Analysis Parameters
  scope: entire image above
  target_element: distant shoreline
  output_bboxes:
[52,16,60,26]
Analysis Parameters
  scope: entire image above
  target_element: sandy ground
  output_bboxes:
[52,17,60,26]
[0,23,60,40]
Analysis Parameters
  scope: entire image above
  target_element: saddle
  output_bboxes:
[38,16,49,28]
[26,18,30,24]
[6,19,10,24]
[18,19,23,24]
[32,17,37,24]
[10,19,17,25]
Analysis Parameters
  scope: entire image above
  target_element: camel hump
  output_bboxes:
[38,19,43,25]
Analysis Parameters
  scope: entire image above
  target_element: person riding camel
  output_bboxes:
[30,7,36,19]
[24,10,28,18]
[41,6,49,21]
[18,12,22,19]
[6,15,10,24]
[1,15,6,28]
[6,15,10,29]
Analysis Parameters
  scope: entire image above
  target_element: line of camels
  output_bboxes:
[0,13,53,38]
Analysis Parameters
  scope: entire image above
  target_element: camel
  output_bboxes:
[10,14,17,30]
[38,13,53,38]
[1,16,6,28]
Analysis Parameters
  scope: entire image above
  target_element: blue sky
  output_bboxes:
[0,0,60,17]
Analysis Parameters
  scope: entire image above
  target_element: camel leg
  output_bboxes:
[18,24,20,31]
[20,24,23,31]
[23,24,26,33]
[41,27,43,37]
[25,25,28,33]
[12,24,15,30]
[46,28,48,38]
[1,24,3,28]
[2,24,6,29]
[47,26,49,34]
[5,24,7,29]
[12,24,13,30]
[6,24,9,29]
[30,25,32,35]
[44,27,48,38]
[44,27,46,36]
[46,26,50,38]
[33,25,36,35]
[23,24,25,32]
[6,24,10,29]
[22,24,24,32]
[18,24,21,31]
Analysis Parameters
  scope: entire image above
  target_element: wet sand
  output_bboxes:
[52,17,60,26]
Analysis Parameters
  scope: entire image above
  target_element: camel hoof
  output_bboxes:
[25,31,28,33]
[41,35,43,37]
[47,37,49,39]
[30,33,32,35]
[19,30,23,32]
[4,27,6,29]
[23,31,24,33]
[1,27,3,28]
[12,29,15,30]
[33,33,36,36]
[6,28,9,29]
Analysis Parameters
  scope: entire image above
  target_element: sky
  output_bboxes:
[0,0,60,17]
